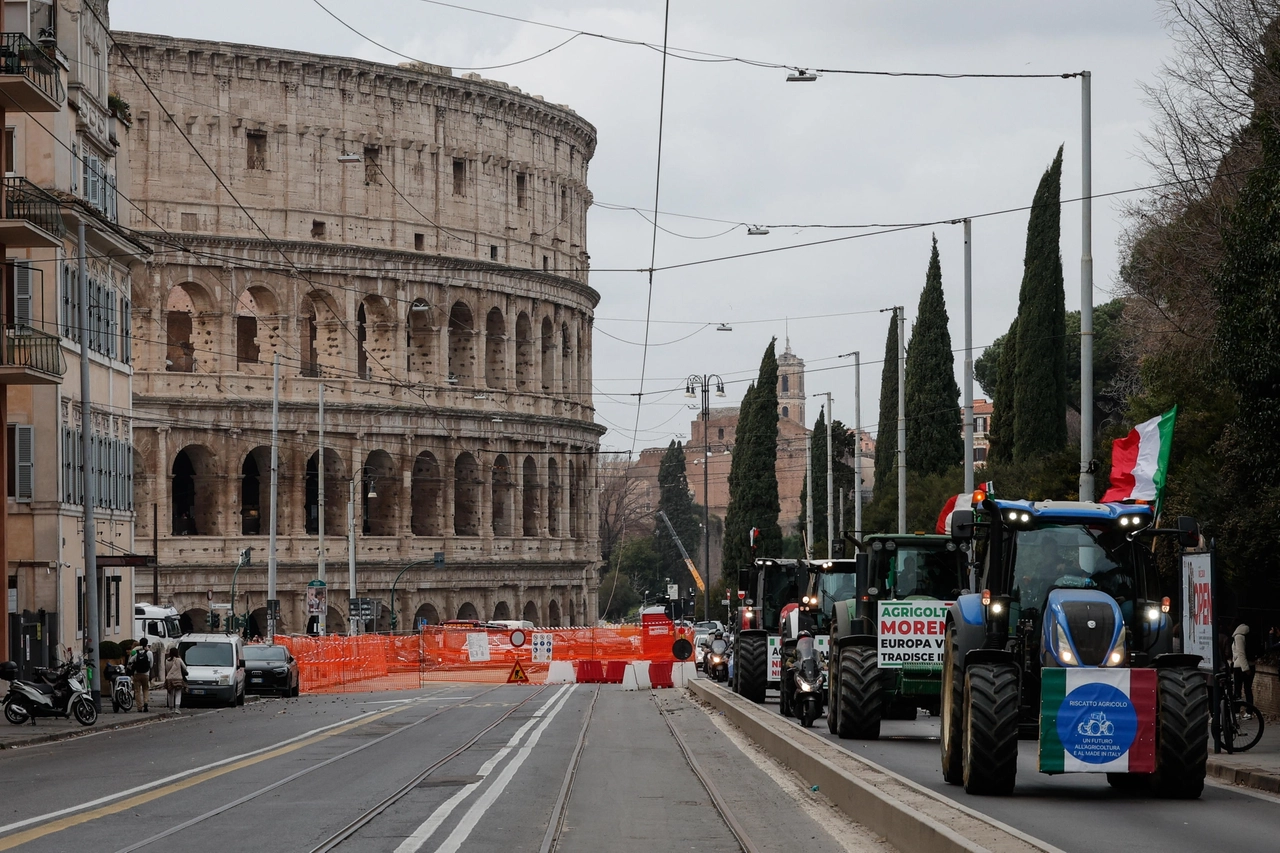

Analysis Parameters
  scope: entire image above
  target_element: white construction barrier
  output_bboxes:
[545,661,577,684]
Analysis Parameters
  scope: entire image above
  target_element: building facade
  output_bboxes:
[111,32,602,633]
[5,0,146,670]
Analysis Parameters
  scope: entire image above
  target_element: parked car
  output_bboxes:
[178,634,245,707]
[243,644,299,697]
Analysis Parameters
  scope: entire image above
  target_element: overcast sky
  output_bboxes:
[112,0,1178,455]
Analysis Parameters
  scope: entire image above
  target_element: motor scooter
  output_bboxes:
[104,663,134,713]
[779,631,824,727]
[705,637,729,682]
[1,659,98,726]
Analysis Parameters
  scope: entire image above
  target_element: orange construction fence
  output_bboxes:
[278,623,691,694]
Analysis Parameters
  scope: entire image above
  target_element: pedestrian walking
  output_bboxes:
[129,638,153,712]
[1231,621,1255,707]
[163,648,188,714]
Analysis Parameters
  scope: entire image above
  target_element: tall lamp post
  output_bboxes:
[347,467,379,635]
[388,558,433,634]
[686,373,725,620]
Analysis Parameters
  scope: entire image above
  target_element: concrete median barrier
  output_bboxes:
[688,679,1063,853]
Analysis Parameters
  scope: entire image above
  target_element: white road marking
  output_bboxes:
[0,690,452,836]
[393,685,575,853]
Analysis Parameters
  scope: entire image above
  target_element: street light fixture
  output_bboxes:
[746,226,770,236]
[338,152,363,163]
[687,373,726,621]
[786,69,818,82]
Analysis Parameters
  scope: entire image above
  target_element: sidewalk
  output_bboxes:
[0,688,176,750]
[1206,713,1280,795]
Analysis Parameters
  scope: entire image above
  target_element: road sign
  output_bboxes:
[510,629,527,648]
[349,598,375,620]
[721,600,730,606]
[507,659,530,684]
[207,589,213,601]
[667,583,680,601]
[737,590,746,601]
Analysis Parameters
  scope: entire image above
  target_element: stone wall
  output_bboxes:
[110,33,602,629]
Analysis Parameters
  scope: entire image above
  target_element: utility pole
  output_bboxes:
[853,352,862,542]
[686,374,722,620]
[317,381,326,635]
[896,307,906,534]
[1079,71,1095,501]
[824,393,834,559]
[267,354,280,642]
[348,476,357,635]
[805,433,814,559]
[963,219,974,495]
[77,220,100,709]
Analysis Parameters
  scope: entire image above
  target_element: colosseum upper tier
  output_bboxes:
[112,32,603,633]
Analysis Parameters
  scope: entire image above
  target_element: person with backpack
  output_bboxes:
[129,638,153,712]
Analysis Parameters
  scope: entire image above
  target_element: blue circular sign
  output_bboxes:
[1056,682,1138,765]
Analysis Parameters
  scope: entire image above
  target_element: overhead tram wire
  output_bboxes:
[627,0,673,462]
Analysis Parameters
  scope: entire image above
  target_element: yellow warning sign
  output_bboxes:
[507,659,530,684]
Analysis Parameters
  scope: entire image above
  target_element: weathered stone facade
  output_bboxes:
[110,32,602,632]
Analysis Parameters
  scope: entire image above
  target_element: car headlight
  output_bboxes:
[272,668,288,675]
[1104,626,1128,667]
[1054,622,1075,666]
[218,674,231,685]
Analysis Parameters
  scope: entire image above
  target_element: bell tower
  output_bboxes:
[777,338,805,426]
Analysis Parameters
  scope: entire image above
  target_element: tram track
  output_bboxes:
[105,684,530,853]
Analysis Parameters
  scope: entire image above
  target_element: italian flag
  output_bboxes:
[1039,669,1156,774]
[1101,407,1176,509]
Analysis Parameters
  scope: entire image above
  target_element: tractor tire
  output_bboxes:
[1150,666,1209,800]
[736,634,768,704]
[836,646,883,739]
[939,623,964,785]
[827,657,840,734]
[961,663,1019,796]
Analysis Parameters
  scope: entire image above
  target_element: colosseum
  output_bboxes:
[110,32,602,634]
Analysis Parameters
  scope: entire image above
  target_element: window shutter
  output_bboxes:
[121,296,131,363]
[15,425,33,502]
[12,261,32,328]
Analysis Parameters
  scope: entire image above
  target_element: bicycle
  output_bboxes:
[1212,667,1264,753]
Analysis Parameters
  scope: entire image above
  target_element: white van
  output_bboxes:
[177,633,246,707]
[135,604,183,678]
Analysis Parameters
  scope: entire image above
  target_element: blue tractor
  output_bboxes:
[942,494,1209,798]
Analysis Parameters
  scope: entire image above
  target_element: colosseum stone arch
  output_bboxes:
[114,32,602,634]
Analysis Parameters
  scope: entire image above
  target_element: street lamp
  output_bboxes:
[388,559,435,634]
[686,373,726,621]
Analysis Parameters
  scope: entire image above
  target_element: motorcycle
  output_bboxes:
[779,632,824,728]
[1,659,98,727]
[706,637,729,682]
[104,663,134,713]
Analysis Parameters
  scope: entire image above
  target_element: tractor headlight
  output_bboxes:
[1054,622,1075,666]
[1104,626,1128,667]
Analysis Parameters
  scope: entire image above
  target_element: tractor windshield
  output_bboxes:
[879,544,965,600]
[760,566,805,633]
[812,568,860,616]
[1007,525,1141,624]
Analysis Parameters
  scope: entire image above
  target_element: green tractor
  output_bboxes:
[826,534,969,739]
[733,558,807,703]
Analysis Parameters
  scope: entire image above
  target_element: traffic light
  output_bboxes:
[210,612,221,630]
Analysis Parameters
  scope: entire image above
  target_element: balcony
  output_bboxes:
[0,177,66,248]
[0,324,64,385]
[0,33,63,113]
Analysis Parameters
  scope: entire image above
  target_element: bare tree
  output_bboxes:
[596,454,649,565]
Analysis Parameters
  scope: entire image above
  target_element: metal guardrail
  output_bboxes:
[0,32,64,104]
[3,176,66,240]
[4,324,65,378]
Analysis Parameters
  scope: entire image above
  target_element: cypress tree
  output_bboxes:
[987,318,1018,464]
[905,236,963,474]
[1011,146,1068,460]
[654,440,701,582]
[723,339,783,569]
[804,407,829,548]
[872,312,899,503]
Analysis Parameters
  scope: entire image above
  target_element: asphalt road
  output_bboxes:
[0,683,882,853]
[748,686,1280,853]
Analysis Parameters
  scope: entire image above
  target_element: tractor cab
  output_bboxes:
[803,558,862,636]
[732,558,809,703]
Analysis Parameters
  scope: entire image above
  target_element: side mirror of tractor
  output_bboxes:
[951,510,975,540]
[1176,516,1201,549]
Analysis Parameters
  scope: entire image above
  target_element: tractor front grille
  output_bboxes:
[1061,600,1116,666]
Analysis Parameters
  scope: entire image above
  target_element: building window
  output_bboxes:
[718,428,724,440]
[246,131,267,170]
[781,406,789,419]
[7,424,33,502]
[452,158,466,196]
[120,295,132,364]
[311,220,326,239]
[974,446,988,463]
[781,374,789,393]
[181,212,198,232]
[543,255,549,272]
[4,127,14,176]
[516,173,526,209]
[490,245,498,260]
[364,145,380,184]
[414,233,424,251]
